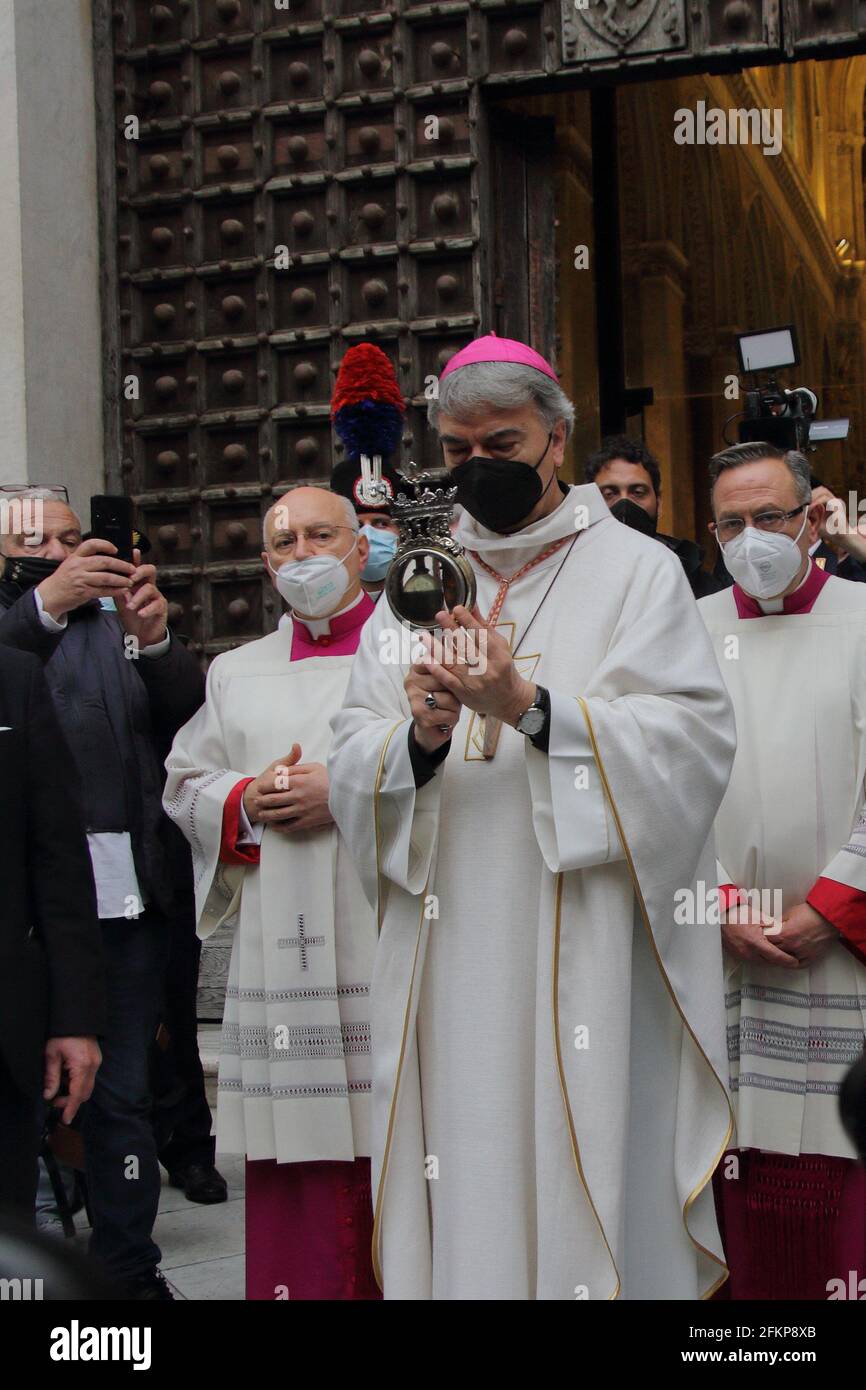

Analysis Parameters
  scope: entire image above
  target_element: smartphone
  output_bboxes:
[90,494,134,564]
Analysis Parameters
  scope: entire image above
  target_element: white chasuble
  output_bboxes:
[163,625,376,1164]
[699,579,866,1160]
[328,484,737,1300]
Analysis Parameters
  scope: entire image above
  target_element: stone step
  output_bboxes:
[197,1024,221,1076]
[197,1024,221,1112]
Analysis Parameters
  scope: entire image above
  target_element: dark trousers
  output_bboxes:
[155,897,215,1173]
[0,1053,41,1220]
[81,909,170,1281]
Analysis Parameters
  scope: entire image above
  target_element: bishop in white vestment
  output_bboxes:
[328,335,738,1300]
[699,442,866,1301]
[164,488,380,1300]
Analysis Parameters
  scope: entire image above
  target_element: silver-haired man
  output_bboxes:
[328,334,737,1300]
[0,484,205,1299]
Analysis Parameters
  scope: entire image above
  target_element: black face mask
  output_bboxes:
[3,554,62,591]
[609,496,658,538]
[452,433,554,533]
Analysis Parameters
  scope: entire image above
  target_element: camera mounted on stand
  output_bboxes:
[733,325,849,452]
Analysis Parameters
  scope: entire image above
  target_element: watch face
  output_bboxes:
[518,706,545,736]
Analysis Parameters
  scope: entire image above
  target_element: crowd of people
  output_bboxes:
[1,332,865,1301]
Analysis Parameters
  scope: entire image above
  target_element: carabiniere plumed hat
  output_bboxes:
[330,343,414,513]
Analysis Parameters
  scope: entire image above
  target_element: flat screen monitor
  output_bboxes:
[737,326,800,374]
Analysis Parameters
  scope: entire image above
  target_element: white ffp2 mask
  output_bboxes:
[268,539,357,617]
[720,509,808,600]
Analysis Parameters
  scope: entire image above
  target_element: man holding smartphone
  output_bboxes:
[0,486,205,1300]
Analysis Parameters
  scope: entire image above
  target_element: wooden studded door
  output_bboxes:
[102,0,492,659]
[99,0,856,657]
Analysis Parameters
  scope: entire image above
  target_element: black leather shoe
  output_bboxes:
[168,1162,228,1205]
[126,1268,175,1301]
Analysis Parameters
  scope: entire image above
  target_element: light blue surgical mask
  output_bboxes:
[361,524,398,582]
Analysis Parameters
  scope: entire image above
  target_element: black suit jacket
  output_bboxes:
[813,541,866,583]
[0,582,206,915]
[0,646,106,1095]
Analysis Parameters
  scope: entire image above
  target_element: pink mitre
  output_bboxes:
[439,332,559,383]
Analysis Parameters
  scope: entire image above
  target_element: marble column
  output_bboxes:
[0,0,103,514]
[625,239,693,540]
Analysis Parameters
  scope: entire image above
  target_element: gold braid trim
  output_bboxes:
[552,871,622,1298]
[373,722,403,937]
[575,696,732,1299]
[370,719,429,1292]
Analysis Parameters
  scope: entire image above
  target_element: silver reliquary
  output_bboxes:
[385,467,476,631]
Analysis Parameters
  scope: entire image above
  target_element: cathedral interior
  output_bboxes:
[501,57,866,548]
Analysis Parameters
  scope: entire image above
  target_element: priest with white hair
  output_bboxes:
[164,486,380,1300]
[327,333,738,1300]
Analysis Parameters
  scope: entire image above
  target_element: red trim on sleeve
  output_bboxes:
[807,877,866,967]
[220,778,260,865]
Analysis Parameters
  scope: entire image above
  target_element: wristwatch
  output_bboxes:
[515,685,550,740]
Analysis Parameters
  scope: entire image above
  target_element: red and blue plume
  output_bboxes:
[331,343,404,461]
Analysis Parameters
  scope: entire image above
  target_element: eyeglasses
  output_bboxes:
[712,504,807,544]
[270,524,355,553]
[0,483,69,502]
